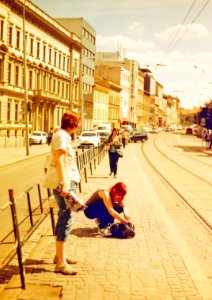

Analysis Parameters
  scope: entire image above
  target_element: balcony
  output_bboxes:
[33,89,61,103]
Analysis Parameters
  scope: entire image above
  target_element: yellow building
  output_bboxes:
[0,0,82,147]
[93,76,109,126]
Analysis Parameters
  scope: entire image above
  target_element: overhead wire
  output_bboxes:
[155,0,211,73]
[163,0,197,56]
[168,0,211,52]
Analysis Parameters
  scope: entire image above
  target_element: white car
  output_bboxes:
[29,131,47,145]
[78,131,101,148]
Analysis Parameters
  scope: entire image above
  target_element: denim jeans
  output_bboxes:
[53,181,78,241]
[84,202,123,229]
[109,151,119,175]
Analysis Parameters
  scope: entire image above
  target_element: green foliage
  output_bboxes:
[198,100,212,129]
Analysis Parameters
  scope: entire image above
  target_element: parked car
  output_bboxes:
[130,131,148,143]
[78,131,101,148]
[99,132,110,142]
[29,131,47,145]
[149,127,158,134]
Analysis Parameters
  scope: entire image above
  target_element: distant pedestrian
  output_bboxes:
[121,129,128,148]
[205,130,210,149]
[47,127,54,145]
[107,128,122,178]
[84,182,131,230]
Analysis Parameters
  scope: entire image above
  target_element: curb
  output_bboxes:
[0,151,49,169]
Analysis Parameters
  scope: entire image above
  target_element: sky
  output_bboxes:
[32,0,212,108]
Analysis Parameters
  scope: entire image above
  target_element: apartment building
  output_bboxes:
[56,18,96,130]
[96,51,144,128]
[0,0,82,147]
[137,68,145,128]
[93,75,109,126]
[95,64,130,125]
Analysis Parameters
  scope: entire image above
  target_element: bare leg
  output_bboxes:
[56,240,66,265]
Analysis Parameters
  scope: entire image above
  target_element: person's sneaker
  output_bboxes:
[53,256,77,264]
[55,264,77,275]
[102,225,112,237]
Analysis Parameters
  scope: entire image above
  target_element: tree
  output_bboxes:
[198,100,212,129]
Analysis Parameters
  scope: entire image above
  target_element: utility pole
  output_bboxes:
[23,0,30,155]
[80,54,84,132]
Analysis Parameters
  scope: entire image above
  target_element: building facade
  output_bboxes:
[56,18,96,130]
[0,0,82,147]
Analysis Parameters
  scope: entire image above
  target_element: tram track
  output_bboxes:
[154,134,212,186]
[163,132,212,168]
[142,134,212,232]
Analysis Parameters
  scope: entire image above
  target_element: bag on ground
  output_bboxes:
[103,222,135,239]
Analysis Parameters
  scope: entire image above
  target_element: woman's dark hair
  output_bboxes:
[61,112,80,130]
[110,182,127,202]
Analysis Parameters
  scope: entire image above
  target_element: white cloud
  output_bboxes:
[155,23,209,41]
[128,22,144,36]
[96,34,155,53]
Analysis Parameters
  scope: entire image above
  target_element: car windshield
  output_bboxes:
[32,132,42,136]
[81,132,96,137]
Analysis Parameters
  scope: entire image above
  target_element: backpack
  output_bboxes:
[103,222,135,239]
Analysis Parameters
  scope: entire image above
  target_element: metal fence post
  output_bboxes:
[8,189,25,290]
[47,188,55,234]
[37,184,43,213]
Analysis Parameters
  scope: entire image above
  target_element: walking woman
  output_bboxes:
[107,128,122,178]
[48,111,80,275]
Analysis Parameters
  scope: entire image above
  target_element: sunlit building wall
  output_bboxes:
[56,18,96,130]
[0,0,82,147]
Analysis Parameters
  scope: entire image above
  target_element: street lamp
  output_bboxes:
[22,0,30,155]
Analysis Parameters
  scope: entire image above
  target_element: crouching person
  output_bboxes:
[84,182,131,233]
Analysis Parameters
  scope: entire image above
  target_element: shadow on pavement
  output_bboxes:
[174,145,207,153]
[71,227,101,238]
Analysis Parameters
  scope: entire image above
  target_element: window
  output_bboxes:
[49,76,52,92]
[29,70,33,89]
[57,80,60,95]
[43,73,46,91]
[0,19,4,41]
[62,82,65,98]
[30,37,34,55]
[36,41,40,59]
[15,65,19,86]
[54,50,57,66]
[15,102,18,122]
[8,26,12,46]
[58,53,61,69]
[7,101,11,121]
[8,63,12,84]
[74,59,78,75]
[53,78,56,93]
[63,56,66,70]
[49,48,52,64]
[36,72,40,89]
[66,83,69,99]
[43,45,46,61]
[67,58,70,72]
[0,59,3,81]
[16,30,20,49]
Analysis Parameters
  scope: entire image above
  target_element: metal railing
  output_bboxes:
[0,141,107,289]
